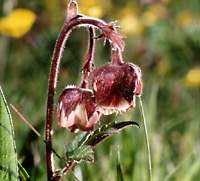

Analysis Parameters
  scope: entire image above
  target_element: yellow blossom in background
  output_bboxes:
[82,6,103,18]
[176,11,200,29]
[79,0,110,18]
[156,58,171,76]
[142,4,167,27]
[185,68,200,87]
[119,8,144,36]
[0,9,36,38]
[161,0,171,4]
[64,0,110,18]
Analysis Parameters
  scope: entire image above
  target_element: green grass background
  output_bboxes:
[0,0,200,180]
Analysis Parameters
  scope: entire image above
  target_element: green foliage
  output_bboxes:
[68,145,94,163]
[86,121,139,146]
[0,87,18,180]
[116,153,124,181]
[18,161,30,181]
[65,133,93,162]
[0,0,200,180]
[65,121,139,163]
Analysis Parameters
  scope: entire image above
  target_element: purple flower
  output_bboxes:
[88,63,142,115]
[57,86,100,132]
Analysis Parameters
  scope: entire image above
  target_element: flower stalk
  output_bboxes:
[45,1,125,180]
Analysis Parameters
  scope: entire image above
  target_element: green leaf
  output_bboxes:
[66,132,90,156]
[86,121,139,146]
[66,132,94,162]
[67,145,94,162]
[0,86,18,180]
[18,161,29,181]
[111,121,139,130]
[65,121,138,163]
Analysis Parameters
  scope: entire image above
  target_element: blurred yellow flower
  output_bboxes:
[0,9,36,38]
[76,0,110,18]
[161,0,171,4]
[81,6,103,18]
[119,8,144,36]
[185,68,200,87]
[176,11,200,29]
[156,58,171,76]
[142,4,167,27]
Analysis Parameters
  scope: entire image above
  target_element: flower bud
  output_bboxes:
[57,86,100,132]
[88,63,142,115]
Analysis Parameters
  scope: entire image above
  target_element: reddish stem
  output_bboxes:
[111,48,124,65]
[45,15,123,180]
[81,26,95,88]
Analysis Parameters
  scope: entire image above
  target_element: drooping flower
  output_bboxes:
[58,86,100,132]
[88,50,143,115]
[56,2,143,133]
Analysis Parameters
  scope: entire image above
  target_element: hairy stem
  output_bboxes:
[45,15,123,180]
[81,26,95,88]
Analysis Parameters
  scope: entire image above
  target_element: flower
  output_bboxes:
[58,86,100,132]
[78,0,110,18]
[119,8,144,36]
[176,11,200,29]
[88,62,142,115]
[56,3,143,133]
[57,57,142,132]
[142,4,167,27]
[0,9,36,38]
[185,68,200,87]
[156,58,171,76]
[57,48,142,133]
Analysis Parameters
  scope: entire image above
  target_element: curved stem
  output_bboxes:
[81,26,96,88]
[45,15,123,180]
[45,27,71,181]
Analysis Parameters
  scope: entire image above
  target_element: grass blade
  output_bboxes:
[116,151,124,181]
[10,104,41,138]
[139,97,153,181]
[18,161,30,181]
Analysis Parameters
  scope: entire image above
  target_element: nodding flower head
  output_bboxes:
[57,86,100,132]
[56,10,143,132]
[88,62,143,115]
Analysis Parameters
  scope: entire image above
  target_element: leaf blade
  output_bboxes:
[68,145,94,162]
[117,153,124,181]
[86,121,139,146]
[0,86,18,180]
[18,161,30,181]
